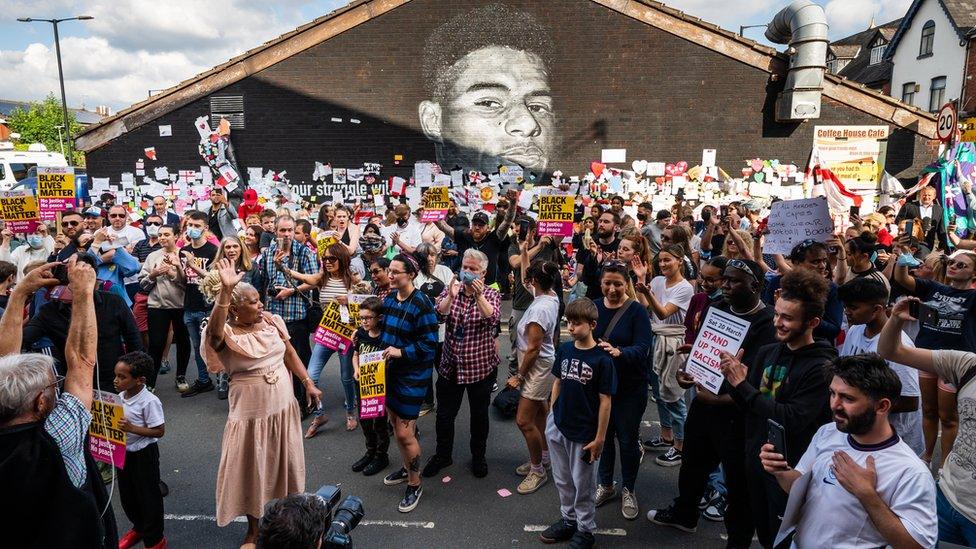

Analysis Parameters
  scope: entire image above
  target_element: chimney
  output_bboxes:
[95,105,112,117]
[765,0,829,121]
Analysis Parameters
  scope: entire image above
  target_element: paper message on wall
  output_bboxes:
[686,308,751,394]
[537,193,574,237]
[421,186,450,222]
[89,391,127,468]
[313,294,371,353]
[0,190,40,233]
[358,351,386,419]
[763,197,833,255]
[37,167,76,222]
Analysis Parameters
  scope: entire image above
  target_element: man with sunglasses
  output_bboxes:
[94,205,146,303]
[49,210,87,262]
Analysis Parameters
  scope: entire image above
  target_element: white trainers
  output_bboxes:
[594,483,618,507]
[515,461,551,476]
[517,470,548,494]
[621,488,639,520]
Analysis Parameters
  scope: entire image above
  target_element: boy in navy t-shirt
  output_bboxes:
[351,297,392,477]
[540,298,616,548]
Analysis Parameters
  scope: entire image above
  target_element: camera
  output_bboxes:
[318,485,365,548]
[257,485,364,549]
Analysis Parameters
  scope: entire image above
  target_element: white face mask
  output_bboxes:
[146,225,160,237]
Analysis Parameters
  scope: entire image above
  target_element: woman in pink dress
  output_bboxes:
[204,258,322,548]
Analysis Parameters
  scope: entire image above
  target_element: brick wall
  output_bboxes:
[962,39,976,115]
[86,0,931,187]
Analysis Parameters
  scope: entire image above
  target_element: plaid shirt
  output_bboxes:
[44,392,92,488]
[254,240,319,322]
[437,286,501,384]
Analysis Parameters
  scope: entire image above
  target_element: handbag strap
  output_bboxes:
[960,365,976,391]
[599,298,634,341]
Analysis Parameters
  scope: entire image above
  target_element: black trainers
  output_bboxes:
[567,530,595,549]
[539,519,577,544]
[384,467,408,486]
[702,494,727,522]
[363,453,389,476]
[471,457,488,478]
[398,484,423,513]
[421,455,452,478]
[655,447,682,467]
[698,489,718,511]
[159,360,170,375]
[352,452,375,473]
[642,436,674,452]
[647,505,698,532]
[181,379,214,398]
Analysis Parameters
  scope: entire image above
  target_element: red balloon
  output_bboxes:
[590,162,606,178]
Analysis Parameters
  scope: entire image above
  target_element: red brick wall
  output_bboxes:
[962,39,976,115]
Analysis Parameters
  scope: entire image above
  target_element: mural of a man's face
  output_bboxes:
[420,46,556,174]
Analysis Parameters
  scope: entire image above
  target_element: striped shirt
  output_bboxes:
[380,289,438,368]
[320,277,348,308]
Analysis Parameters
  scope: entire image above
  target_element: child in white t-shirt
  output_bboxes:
[114,351,166,549]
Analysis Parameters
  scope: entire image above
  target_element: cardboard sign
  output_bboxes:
[89,391,127,468]
[763,197,833,255]
[313,294,371,353]
[37,167,76,222]
[358,350,386,419]
[686,308,750,394]
[0,190,40,233]
[537,193,574,237]
[421,186,450,222]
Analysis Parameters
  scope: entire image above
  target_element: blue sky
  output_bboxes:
[0,0,912,113]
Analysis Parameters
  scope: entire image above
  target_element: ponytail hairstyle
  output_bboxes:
[525,260,559,293]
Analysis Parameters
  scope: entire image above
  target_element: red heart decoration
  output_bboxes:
[665,163,676,176]
[590,162,606,179]
[674,161,688,175]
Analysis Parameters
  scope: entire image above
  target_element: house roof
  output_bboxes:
[828,19,902,88]
[887,0,976,60]
[0,99,105,125]
[74,0,938,152]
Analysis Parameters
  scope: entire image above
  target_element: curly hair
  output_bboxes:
[779,267,828,322]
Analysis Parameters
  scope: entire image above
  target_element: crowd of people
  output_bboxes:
[1,182,975,548]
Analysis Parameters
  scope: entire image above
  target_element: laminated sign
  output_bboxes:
[89,391,127,468]
[37,167,76,222]
[686,308,750,395]
[313,294,372,353]
[0,190,40,233]
[537,193,574,237]
[358,351,386,419]
[421,186,450,222]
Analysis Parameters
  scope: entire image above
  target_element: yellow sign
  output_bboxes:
[961,117,976,143]
[0,190,40,232]
[537,193,575,237]
[813,125,888,191]
[312,294,370,353]
[421,186,450,222]
[89,391,127,468]
[316,231,339,259]
[37,167,76,221]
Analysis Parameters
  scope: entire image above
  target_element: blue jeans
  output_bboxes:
[707,465,727,497]
[308,343,355,415]
[184,310,211,384]
[649,370,687,440]
[938,485,976,546]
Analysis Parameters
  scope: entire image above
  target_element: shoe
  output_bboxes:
[539,519,577,544]
[491,381,498,393]
[641,436,673,452]
[647,505,698,533]
[181,379,215,398]
[698,489,718,511]
[655,447,683,467]
[175,375,189,393]
[421,455,453,478]
[471,458,488,478]
[384,467,409,486]
[352,452,376,473]
[594,483,618,507]
[567,530,596,549]
[515,461,551,476]
[145,538,167,549]
[217,386,228,400]
[621,487,639,520]
[159,480,169,497]
[398,484,423,513]
[418,402,435,417]
[159,360,170,375]
[517,469,548,494]
[702,495,727,522]
[363,453,389,476]
[305,415,327,439]
[118,529,142,549]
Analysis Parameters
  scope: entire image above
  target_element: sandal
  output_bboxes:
[305,416,327,439]
[345,414,358,431]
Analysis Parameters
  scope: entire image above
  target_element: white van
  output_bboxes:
[0,142,69,190]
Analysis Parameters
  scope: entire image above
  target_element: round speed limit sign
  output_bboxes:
[937,103,957,142]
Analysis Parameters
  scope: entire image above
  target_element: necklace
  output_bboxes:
[730,300,764,316]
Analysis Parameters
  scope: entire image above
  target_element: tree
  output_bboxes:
[7,94,85,165]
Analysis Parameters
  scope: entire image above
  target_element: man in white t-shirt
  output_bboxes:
[879,298,976,546]
[760,354,937,548]
[837,278,923,454]
[102,205,147,300]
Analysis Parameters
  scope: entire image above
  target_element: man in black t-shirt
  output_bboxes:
[435,193,516,287]
[575,211,620,300]
[179,210,219,397]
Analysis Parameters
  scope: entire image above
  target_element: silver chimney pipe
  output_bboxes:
[765,0,829,121]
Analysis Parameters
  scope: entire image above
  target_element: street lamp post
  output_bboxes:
[17,15,94,164]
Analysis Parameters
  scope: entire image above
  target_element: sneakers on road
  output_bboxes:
[539,519,577,544]
[181,379,214,398]
[594,483,618,507]
[352,452,375,473]
[702,494,727,522]
[642,436,674,452]
[647,505,698,533]
[384,467,408,486]
[418,402,435,417]
[517,469,548,494]
[699,489,718,511]
[421,455,452,478]
[159,360,170,375]
[621,487,639,520]
[175,375,189,393]
[398,484,422,513]
[363,454,389,476]
[567,530,595,549]
[515,461,550,476]
[655,447,683,467]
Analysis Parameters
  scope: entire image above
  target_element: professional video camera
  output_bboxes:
[317,485,365,548]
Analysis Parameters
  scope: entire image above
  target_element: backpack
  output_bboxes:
[491,386,520,419]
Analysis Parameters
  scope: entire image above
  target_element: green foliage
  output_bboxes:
[6,94,85,165]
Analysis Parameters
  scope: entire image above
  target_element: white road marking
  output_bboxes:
[642,420,660,427]
[164,514,434,528]
[523,525,626,536]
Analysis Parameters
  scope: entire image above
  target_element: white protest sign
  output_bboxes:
[763,197,833,255]
[686,308,751,394]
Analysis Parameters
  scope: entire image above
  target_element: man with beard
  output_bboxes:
[576,211,620,300]
[435,193,516,287]
[647,258,777,547]
[760,354,936,548]
[419,3,557,175]
[49,210,92,262]
[719,268,837,548]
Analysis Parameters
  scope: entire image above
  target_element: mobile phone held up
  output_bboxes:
[767,419,787,463]
[519,218,530,242]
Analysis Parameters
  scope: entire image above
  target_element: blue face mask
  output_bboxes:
[187,227,203,240]
[27,235,44,249]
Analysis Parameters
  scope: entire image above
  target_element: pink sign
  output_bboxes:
[88,391,127,469]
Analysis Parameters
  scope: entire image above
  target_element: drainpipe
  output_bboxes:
[765,0,829,121]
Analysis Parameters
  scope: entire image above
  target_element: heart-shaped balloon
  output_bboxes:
[590,162,606,179]
[750,158,764,172]
[754,172,766,182]
[665,163,676,176]
[771,159,781,168]
[632,160,648,174]
[742,167,754,178]
[674,161,688,175]
[655,176,666,184]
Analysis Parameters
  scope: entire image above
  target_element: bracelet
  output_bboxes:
[301,377,312,386]
[215,302,231,308]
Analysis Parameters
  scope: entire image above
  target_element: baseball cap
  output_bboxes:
[83,206,103,218]
[472,212,490,225]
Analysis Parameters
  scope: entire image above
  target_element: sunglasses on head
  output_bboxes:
[726,258,759,284]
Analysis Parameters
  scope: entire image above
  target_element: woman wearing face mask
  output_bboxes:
[592,260,652,519]
[0,224,55,280]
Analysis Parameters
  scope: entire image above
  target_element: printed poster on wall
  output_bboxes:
[537,192,574,237]
[89,391,127,468]
[358,351,386,419]
[0,190,40,233]
[812,126,888,191]
[37,167,76,222]
[686,308,750,394]
[313,294,372,353]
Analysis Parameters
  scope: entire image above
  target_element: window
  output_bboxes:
[870,41,886,65]
[209,95,245,130]
[920,20,935,56]
[827,54,838,74]
[929,76,946,111]
[902,82,917,105]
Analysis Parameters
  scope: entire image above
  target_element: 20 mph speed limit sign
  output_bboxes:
[937,103,957,142]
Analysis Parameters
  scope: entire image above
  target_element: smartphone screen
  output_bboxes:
[767,419,787,462]
[519,219,530,242]
[849,205,859,218]
[904,220,914,239]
